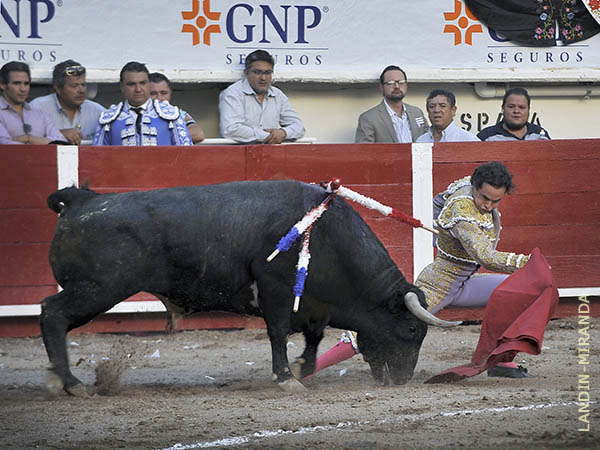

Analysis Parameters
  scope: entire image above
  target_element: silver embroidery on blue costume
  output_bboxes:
[93,100,191,146]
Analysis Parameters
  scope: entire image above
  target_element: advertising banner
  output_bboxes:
[1,0,599,82]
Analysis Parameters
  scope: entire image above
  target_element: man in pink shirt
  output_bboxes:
[0,61,65,145]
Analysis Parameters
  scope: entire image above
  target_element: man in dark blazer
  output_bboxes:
[355,65,428,143]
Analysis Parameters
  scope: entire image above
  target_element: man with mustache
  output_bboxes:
[478,87,550,141]
[355,65,428,143]
[30,60,105,145]
[417,89,479,143]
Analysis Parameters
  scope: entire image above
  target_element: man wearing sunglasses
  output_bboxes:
[0,61,66,145]
[30,60,105,145]
[219,49,305,144]
[93,61,191,146]
[355,65,428,143]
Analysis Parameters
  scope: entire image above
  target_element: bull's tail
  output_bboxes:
[47,186,97,214]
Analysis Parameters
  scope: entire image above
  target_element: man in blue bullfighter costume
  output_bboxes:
[93,61,191,146]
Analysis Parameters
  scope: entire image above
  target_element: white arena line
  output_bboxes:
[162,401,579,450]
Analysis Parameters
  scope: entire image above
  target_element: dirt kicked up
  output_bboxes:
[0,316,597,449]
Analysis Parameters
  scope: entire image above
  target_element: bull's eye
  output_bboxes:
[409,326,417,333]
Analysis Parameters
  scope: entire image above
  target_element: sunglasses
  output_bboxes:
[65,65,86,77]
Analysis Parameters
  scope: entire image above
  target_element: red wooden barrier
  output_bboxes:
[0,141,598,337]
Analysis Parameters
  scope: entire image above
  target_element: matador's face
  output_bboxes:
[472,182,506,215]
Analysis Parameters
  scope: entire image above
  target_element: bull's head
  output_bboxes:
[357,291,460,385]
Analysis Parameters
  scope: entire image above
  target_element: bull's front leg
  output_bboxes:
[40,291,90,397]
[40,281,126,397]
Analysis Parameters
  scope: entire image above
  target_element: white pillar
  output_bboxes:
[57,145,79,189]
[56,145,79,292]
[411,143,434,281]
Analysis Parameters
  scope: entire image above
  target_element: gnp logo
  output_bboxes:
[1,0,60,63]
[1,0,57,39]
[181,0,324,46]
[443,0,482,45]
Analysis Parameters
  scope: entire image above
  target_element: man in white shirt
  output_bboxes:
[417,89,479,143]
[219,50,305,144]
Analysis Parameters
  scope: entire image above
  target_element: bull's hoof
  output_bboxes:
[45,370,64,396]
[382,362,393,387]
[278,378,307,392]
[65,382,93,398]
[289,358,305,380]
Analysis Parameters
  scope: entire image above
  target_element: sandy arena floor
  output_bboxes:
[0,316,597,449]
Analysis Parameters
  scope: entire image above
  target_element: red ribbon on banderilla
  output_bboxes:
[266,178,438,312]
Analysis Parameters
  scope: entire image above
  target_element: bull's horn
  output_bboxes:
[404,292,462,327]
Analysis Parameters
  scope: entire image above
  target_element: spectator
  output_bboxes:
[355,65,428,143]
[478,87,550,141]
[93,62,191,146]
[149,72,205,143]
[0,61,66,145]
[30,60,105,145]
[416,89,479,143]
[219,49,305,144]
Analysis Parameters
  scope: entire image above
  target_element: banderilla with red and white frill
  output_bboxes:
[266,178,438,312]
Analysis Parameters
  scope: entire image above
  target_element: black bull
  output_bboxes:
[41,180,457,396]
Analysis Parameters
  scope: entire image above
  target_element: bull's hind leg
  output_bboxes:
[40,281,128,397]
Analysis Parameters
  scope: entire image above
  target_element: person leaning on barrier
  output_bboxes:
[219,49,305,144]
[355,65,428,143]
[416,89,479,143]
[0,61,66,145]
[92,61,191,146]
[30,60,105,145]
[478,87,550,141]
[149,72,205,143]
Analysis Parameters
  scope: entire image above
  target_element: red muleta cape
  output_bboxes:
[425,248,559,383]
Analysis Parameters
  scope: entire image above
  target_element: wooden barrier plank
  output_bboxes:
[500,224,600,256]
[501,192,600,226]
[0,243,54,286]
[0,209,56,243]
[434,160,600,195]
[433,139,600,163]
[246,144,413,184]
[0,285,57,305]
[78,146,247,189]
[364,218,415,250]
[0,146,58,208]
[546,255,600,287]
[386,246,414,280]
